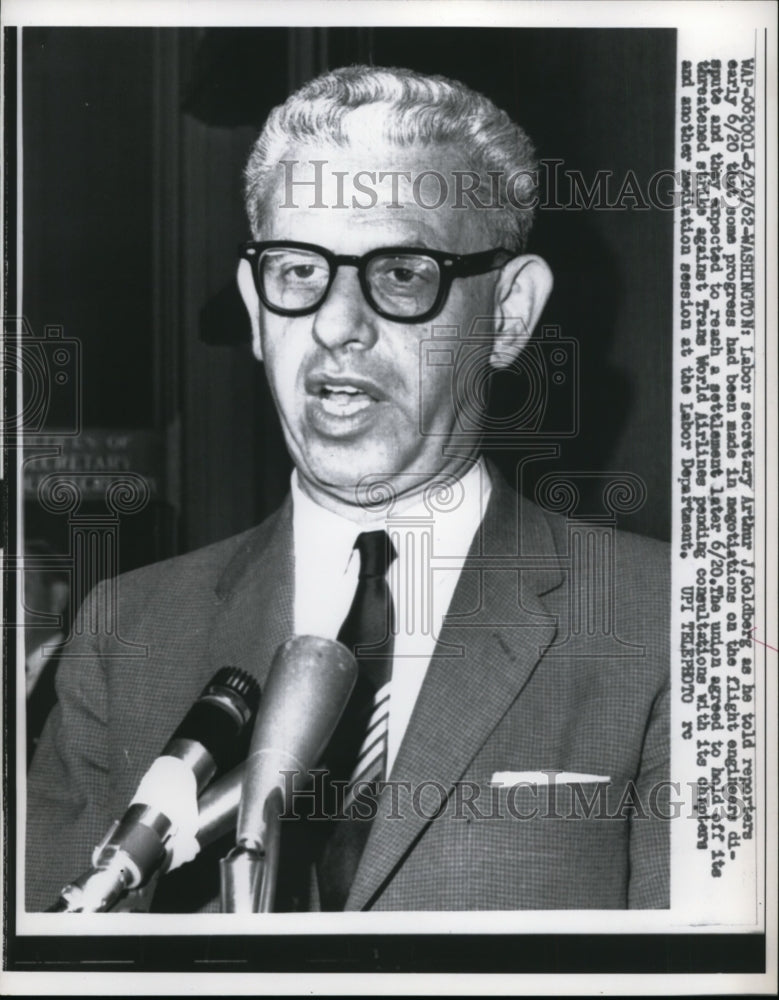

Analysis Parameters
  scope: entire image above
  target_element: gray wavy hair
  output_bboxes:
[243,64,538,252]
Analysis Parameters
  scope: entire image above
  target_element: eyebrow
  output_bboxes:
[388,235,434,249]
[269,239,445,255]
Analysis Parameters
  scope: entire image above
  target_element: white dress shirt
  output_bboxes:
[292,459,492,773]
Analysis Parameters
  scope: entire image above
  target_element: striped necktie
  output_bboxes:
[317,529,397,910]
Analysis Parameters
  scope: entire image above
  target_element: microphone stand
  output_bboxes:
[218,787,283,913]
[46,807,172,913]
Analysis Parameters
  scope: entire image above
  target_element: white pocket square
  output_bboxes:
[490,770,611,786]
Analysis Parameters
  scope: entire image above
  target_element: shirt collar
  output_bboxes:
[292,473,367,577]
[291,458,491,575]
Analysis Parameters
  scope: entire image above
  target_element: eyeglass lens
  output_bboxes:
[258,248,441,318]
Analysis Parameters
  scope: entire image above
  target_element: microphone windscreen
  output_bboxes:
[236,635,357,851]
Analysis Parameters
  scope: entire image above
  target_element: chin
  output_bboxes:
[319,463,390,494]
[307,451,412,503]
[305,457,367,490]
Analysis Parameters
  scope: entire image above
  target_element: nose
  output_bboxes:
[311,265,378,352]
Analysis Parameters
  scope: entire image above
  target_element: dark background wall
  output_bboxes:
[22,26,675,575]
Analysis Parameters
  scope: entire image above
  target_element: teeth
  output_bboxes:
[315,380,376,417]
[324,384,361,395]
[320,394,371,417]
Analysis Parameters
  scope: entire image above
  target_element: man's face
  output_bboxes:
[250,141,501,510]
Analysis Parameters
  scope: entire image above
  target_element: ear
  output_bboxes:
[490,255,553,368]
[237,258,263,361]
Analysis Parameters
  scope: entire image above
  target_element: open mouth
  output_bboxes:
[306,372,385,423]
[318,383,374,416]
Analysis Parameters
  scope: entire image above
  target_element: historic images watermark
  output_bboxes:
[277,768,753,826]
[275,158,754,213]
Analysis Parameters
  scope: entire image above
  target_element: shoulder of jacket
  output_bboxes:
[109,500,289,596]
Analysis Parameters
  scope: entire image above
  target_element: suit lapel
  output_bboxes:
[346,478,564,910]
[208,498,296,690]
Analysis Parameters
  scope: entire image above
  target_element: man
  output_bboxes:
[26,65,669,912]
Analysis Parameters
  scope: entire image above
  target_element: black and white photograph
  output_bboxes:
[1,0,775,994]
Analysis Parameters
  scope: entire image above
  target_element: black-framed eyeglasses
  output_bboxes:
[239,240,514,323]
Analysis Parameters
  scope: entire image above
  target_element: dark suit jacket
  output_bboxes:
[26,472,670,912]
[27,646,62,768]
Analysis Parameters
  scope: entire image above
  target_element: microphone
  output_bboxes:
[197,763,244,847]
[220,635,357,912]
[49,667,261,913]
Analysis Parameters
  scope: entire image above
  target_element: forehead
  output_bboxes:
[259,139,495,253]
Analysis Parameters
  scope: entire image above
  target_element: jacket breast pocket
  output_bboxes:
[406,780,631,910]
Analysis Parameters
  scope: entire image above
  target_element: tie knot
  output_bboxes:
[354,530,396,579]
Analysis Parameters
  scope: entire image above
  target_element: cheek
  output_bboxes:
[448,279,495,334]
[423,366,458,427]
[260,323,304,404]
[415,283,495,427]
